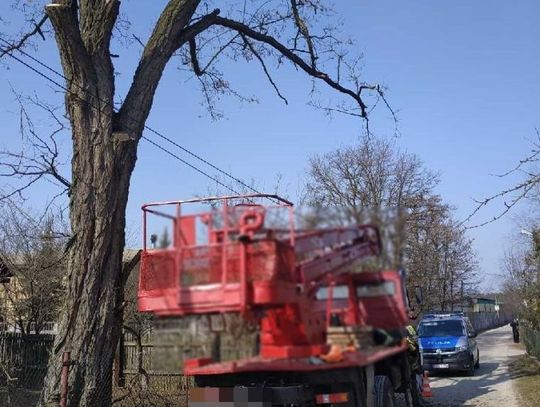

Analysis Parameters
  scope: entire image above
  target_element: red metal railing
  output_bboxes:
[138,195,295,315]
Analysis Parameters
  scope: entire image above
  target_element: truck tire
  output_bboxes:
[374,375,394,407]
[404,373,423,407]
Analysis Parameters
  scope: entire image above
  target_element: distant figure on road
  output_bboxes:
[509,318,520,343]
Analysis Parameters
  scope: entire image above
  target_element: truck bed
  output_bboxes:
[185,341,407,375]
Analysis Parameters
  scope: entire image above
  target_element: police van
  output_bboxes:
[417,312,479,375]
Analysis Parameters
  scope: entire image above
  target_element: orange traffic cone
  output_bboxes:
[421,371,433,398]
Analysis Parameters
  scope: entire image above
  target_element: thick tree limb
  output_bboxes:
[121,249,142,286]
[290,0,317,69]
[189,37,203,76]
[214,16,370,116]
[45,3,95,88]
[119,5,219,133]
[78,0,120,55]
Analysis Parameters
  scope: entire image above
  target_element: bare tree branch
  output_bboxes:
[214,15,372,117]
[0,14,48,58]
[0,92,71,201]
[463,132,540,228]
[189,37,203,76]
[290,0,317,69]
[462,176,540,229]
[490,130,540,178]
[241,34,288,105]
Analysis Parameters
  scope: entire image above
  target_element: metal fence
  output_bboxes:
[0,332,54,406]
[0,330,192,407]
[521,325,540,360]
[466,310,513,333]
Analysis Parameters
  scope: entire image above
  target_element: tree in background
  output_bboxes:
[158,228,171,249]
[0,200,67,334]
[406,205,478,311]
[304,135,478,310]
[462,132,540,327]
[305,135,439,266]
[500,224,540,328]
[0,1,392,405]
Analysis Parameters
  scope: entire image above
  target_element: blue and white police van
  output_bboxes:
[417,312,480,375]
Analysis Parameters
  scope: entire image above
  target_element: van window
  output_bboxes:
[418,320,465,337]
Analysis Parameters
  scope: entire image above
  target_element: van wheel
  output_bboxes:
[474,350,480,369]
[374,375,394,407]
[466,356,475,376]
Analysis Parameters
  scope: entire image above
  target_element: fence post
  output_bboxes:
[60,351,71,407]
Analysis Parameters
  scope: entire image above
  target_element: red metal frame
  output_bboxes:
[184,342,408,376]
[138,194,410,374]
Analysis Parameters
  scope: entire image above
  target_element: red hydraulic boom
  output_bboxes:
[137,195,402,361]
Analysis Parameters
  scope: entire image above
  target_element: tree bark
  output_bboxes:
[39,1,204,405]
[39,2,134,406]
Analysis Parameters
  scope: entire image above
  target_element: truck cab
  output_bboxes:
[417,312,479,375]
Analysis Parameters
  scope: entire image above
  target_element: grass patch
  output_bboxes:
[509,354,540,407]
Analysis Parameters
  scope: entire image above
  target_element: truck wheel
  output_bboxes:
[404,373,423,407]
[374,375,394,407]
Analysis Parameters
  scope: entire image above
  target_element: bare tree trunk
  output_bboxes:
[38,3,137,404]
[39,103,138,405]
[39,2,202,404]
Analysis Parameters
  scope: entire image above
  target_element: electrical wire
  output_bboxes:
[0,37,265,197]
[0,36,273,201]
[141,135,241,194]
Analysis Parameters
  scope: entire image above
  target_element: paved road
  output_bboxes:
[426,324,524,407]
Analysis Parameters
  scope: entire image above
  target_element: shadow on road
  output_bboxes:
[426,362,518,406]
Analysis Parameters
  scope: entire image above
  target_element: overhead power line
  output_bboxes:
[141,136,241,194]
[0,37,270,201]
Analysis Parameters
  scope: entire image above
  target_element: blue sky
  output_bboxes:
[1,1,539,291]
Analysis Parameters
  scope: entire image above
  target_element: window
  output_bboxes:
[418,320,465,337]
[315,285,349,300]
[356,281,395,298]
[315,281,396,300]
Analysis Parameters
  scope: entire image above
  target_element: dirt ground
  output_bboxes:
[507,351,540,407]
[426,324,525,407]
